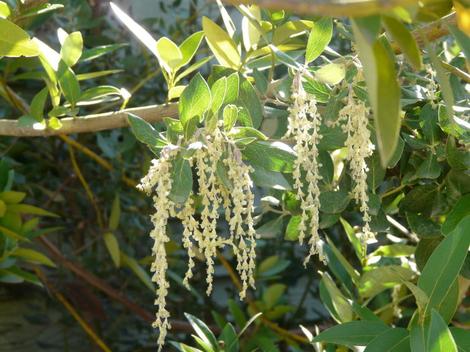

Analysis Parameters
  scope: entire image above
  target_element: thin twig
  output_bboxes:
[35,267,113,352]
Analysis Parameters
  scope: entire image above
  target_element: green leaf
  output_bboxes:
[0,2,11,18]
[121,253,153,291]
[179,73,211,127]
[238,77,263,128]
[369,244,415,257]
[383,16,422,70]
[79,85,122,103]
[312,321,391,346]
[418,216,470,321]
[110,2,158,58]
[358,265,414,299]
[156,37,183,73]
[263,283,286,309]
[0,18,38,57]
[127,113,166,149]
[57,61,81,106]
[169,155,193,204]
[80,43,127,62]
[352,17,401,167]
[11,248,55,267]
[450,327,470,352]
[109,195,120,231]
[60,31,83,67]
[104,232,120,267]
[319,272,353,323]
[242,141,295,173]
[428,310,458,352]
[30,87,48,121]
[306,17,333,63]
[210,76,227,117]
[364,328,410,352]
[314,63,346,85]
[285,215,301,241]
[223,104,238,131]
[202,16,240,69]
[319,191,350,214]
[178,31,204,69]
[7,204,58,217]
[441,195,470,235]
[174,56,213,84]
[340,217,365,261]
[0,191,26,204]
[185,313,219,349]
[325,237,361,285]
[415,155,441,179]
[250,165,291,190]
[220,323,238,352]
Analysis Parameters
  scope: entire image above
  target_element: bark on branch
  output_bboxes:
[224,0,419,17]
[0,103,178,137]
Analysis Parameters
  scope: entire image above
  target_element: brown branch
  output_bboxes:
[224,0,418,17]
[0,103,178,137]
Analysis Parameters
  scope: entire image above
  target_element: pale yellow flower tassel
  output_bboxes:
[137,148,175,351]
[287,71,325,265]
[339,90,375,242]
[225,144,257,299]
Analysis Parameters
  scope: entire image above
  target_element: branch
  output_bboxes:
[224,0,418,17]
[0,103,178,137]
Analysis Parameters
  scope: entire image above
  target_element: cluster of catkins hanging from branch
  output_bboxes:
[286,70,375,258]
[286,71,325,265]
[138,125,257,351]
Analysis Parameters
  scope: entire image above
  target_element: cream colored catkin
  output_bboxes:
[287,71,325,265]
[339,89,375,242]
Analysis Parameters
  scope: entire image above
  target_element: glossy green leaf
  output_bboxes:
[169,155,193,204]
[223,104,238,131]
[185,313,219,349]
[359,265,414,298]
[383,16,422,70]
[202,16,240,69]
[242,141,295,173]
[320,272,353,323]
[314,63,346,85]
[238,77,263,128]
[178,31,204,69]
[60,31,83,67]
[352,17,400,167]
[428,310,457,352]
[364,328,410,352]
[58,61,81,105]
[127,113,166,149]
[312,321,391,346]
[179,73,211,127]
[156,37,183,72]
[7,204,58,217]
[0,18,38,57]
[418,216,470,321]
[306,17,333,63]
[441,195,470,235]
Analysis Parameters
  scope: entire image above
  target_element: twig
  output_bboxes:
[35,267,113,352]
[223,0,417,17]
[0,103,178,137]
[37,236,215,334]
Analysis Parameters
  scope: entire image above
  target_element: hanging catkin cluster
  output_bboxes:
[338,89,375,242]
[286,71,325,265]
[138,126,257,350]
